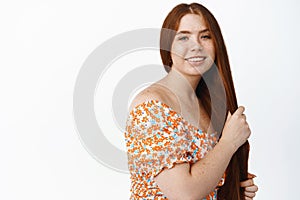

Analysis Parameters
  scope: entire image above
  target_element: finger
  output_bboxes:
[245,185,258,192]
[245,191,256,198]
[241,113,246,121]
[245,197,252,200]
[240,179,254,187]
[234,106,245,116]
[248,173,257,179]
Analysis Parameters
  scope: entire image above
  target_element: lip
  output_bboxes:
[184,56,206,60]
[184,56,206,66]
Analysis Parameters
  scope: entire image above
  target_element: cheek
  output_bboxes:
[206,44,215,60]
[171,42,188,58]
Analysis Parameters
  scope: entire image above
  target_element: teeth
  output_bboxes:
[187,57,205,62]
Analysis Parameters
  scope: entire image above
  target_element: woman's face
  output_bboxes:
[171,13,215,76]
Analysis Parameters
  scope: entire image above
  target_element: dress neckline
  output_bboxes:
[130,99,218,136]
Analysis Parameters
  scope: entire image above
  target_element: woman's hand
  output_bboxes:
[219,106,251,152]
[240,173,258,200]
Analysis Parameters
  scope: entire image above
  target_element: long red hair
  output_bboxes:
[160,3,250,199]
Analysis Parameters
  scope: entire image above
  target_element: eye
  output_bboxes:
[201,35,211,39]
[178,36,189,41]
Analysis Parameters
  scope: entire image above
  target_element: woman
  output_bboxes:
[124,3,258,200]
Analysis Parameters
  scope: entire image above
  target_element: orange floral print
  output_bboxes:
[124,100,225,200]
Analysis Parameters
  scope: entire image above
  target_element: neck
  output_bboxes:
[163,68,201,99]
[157,68,202,128]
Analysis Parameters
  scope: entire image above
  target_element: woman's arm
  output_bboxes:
[154,107,251,200]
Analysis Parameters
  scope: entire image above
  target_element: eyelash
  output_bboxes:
[179,36,189,41]
[201,35,211,39]
[178,35,211,41]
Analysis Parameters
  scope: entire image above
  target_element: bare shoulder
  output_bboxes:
[128,83,180,113]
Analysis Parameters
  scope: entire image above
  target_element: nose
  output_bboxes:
[191,38,203,52]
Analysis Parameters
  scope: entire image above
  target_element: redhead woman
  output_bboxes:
[124,3,258,200]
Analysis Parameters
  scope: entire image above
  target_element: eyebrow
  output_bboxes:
[176,29,210,35]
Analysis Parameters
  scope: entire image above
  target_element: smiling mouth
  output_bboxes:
[184,56,206,63]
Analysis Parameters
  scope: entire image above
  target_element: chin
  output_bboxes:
[187,64,212,75]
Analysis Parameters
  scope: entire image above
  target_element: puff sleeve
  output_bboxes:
[125,100,215,178]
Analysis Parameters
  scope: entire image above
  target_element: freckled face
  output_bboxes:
[171,14,215,76]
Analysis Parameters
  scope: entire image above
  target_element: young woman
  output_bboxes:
[125,3,258,200]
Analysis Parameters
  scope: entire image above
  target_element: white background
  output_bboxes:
[1,0,299,199]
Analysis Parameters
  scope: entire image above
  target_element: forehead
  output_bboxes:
[177,14,207,32]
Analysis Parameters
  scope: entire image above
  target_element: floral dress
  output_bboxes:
[124,99,225,200]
